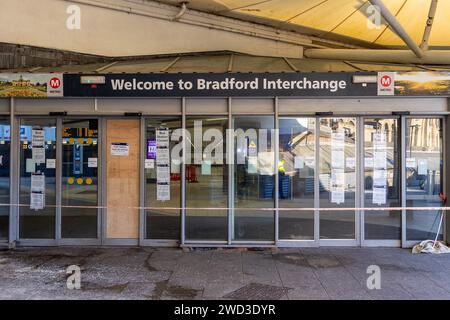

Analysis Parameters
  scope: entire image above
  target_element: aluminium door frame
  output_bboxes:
[139,114,182,247]
[316,115,360,247]
[402,115,447,248]
[276,115,319,248]
[16,115,102,247]
[360,115,401,247]
[15,115,58,246]
[59,115,102,246]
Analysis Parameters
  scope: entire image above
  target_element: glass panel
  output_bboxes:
[406,118,444,241]
[279,118,315,240]
[19,119,56,239]
[145,117,181,240]
[186,116,228,241]
[319,118,356,239]
[61,119,98,238]
[233,116,275,241]
[0,120,10,240]
[363,119,401,240]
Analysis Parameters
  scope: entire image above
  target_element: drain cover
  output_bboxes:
[224,283,290,300]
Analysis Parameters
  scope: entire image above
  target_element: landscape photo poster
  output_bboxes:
[394,71,450,96]
[0,73,63,97]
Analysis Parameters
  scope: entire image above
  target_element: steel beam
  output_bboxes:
[368,0,423,58]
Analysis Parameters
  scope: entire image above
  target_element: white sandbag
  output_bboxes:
[412,240,450,254]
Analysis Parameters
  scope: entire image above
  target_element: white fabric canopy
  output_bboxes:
[160,0,450,48]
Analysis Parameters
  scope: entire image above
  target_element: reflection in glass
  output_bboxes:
[61,119,98,238]
[0,120,10,240]
[145,117,181,240]
[363,119,401,240]
[319,118,356,239]
[279,118,315,240]
[233,116,275,241]
[19,119,56,239]
[186,117,228,241]
[406,118,443,241]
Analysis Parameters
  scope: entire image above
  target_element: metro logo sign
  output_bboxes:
[47,74,63,97]
[377,72,395,95]
[49,77,61,89]
[380,75,392,87]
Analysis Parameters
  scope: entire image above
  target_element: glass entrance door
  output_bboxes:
[232,116,275,242]
[319,118,357,241]
[61,119,99,239]
[278,117,316,241]
[185,116,228,241]
[0,118,10,241]
[19,118,57,240]
[405,118,444,243]
[363,118,401,242]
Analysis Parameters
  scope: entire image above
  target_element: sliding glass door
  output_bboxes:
[363,118,401,242]
[0,119,10,241]
[19,118,57,240]
[405,118,444,242]
[319,118,357,241]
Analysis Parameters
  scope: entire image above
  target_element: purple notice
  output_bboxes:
[147,140,156,159]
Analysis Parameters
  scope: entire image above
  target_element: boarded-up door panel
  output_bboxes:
[106,119,140,239]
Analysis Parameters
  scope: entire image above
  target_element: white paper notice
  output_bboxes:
[30,192,44,210]
[88,158,98,168]
[373,169,387,187]
[156,129,169,147]
[31,174,45,193]
[157,166,170,183]
[145,159,155,169]
[406,157,416,168]
[331,151,345,169]
[331,187,345,204]
[304,156,315,167]
[247,156,258,174]
[26,158,35,173]
[418,159,428,175]
[32,147,45,164]
[111,143,129,156]
[331,132,345,148]
[373,151,387,169]
[258,152,275,175]
[156,148,170,165]
[46,159,56,169]
[364,157,374,168]
[346,157,356,169]
[373,187,387,205]
[331,169,345,186]
[157,184,170,201]
[294,156,304,169]
[32,129,45,147]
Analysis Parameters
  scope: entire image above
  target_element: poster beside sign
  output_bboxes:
[0,73,63,98]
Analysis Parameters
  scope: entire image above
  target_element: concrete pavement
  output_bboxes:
[0,247,449,300]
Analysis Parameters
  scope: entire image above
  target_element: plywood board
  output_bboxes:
[106,119,140,239]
